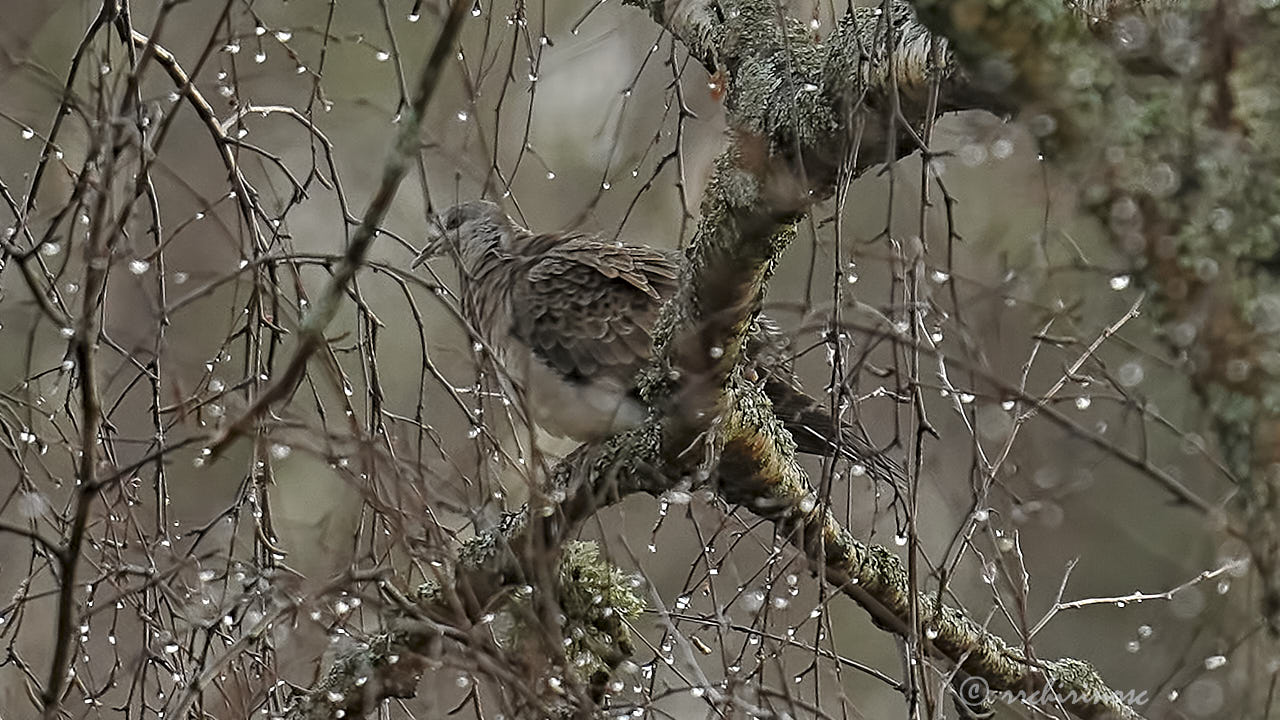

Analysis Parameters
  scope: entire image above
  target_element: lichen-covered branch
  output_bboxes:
[289,1,1154,718]
[902,0,1280,629]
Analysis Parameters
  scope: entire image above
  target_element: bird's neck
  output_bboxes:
[461,245,513,345]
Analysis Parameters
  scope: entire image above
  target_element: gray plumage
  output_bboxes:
[415,200,903,487]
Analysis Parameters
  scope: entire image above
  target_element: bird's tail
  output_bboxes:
[762,377,907,491]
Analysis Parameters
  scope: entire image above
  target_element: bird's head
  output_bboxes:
[412,200,511,270]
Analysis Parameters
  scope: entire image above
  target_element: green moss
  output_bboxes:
[507,541,646,686]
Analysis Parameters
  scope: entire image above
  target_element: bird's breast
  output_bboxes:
[503,345,645,441]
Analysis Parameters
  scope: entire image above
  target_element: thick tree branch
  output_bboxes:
[292,3,1144,720]
[902,0,1280,630]
[290,1,1162,718]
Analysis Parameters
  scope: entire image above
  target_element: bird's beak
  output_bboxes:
[411,222,446,268]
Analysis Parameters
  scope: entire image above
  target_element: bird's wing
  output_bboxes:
[509,232,681,386]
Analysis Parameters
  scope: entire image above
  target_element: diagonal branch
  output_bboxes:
[288,2,1147,719]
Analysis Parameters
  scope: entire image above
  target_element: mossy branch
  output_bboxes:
[900,0,1280,629]
[291,0,1160,717]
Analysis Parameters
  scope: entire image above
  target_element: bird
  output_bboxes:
[412,199,903,487]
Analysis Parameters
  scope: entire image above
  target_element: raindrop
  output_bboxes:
[375,50,391,62]
[129,259,150,275]
[21,127,35,140]
[254,51,267,63]
[275,30,293,41]
[1118,362,1144,386]
[1109,274,1131,290]
[1075,396,1092,410]
[456,110,468,122]
[982,563,997,584]
[408,12,421,22]
[224,41,241,54]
